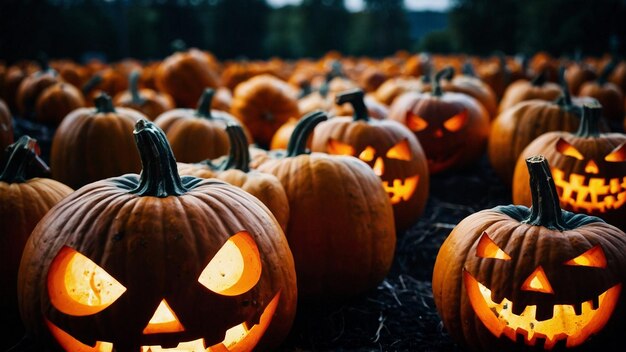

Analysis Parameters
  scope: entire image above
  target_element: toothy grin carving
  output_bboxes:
[382,175,419,204]
[552,169,626,213]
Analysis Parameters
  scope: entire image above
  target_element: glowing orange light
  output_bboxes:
[407,112,428,132]
[443,110,468,132]
[475,232,511,260]
[552,168,626,213]
[556,138,584,160]
[385,139,411,161]
[521,266,554,294]
[565,245,607,268]
[47,246,126,316]
[143,299,185,334]
[585,160,599,174]
[358,146,376,162]
[382,175,419,204]
[434,129,443,138]
[372,157,384,176]
[327,139,355,156]
[605,143,626,162]
[198,231,262,296]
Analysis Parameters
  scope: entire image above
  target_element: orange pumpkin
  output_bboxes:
[498,70,562,113]
[16,63,61,118]
[114,70,175,120]
[579,61,625,122]
[35,82,86,126]
[0,99,12,150]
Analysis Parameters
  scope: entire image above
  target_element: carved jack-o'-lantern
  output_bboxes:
[18,120,297,351]
[310,89,429,231]
[513,102,626,230]
[434,155,626,351]
[388,67,490,174]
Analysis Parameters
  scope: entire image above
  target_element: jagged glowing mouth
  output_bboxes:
[552,168,626,213]
[464,270,620,349]
[45,293,280,352]
[382,175,419,204]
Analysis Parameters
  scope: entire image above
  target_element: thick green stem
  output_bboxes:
[522,155,567,231]
[556,65,573,108]
[130,120,187,197]
[461,62,476,77]
[129,70,144,105]
[195,89,215,119]
[0,136,50,183]
[95,93,116,113]
[598,60,617,85]
[222,124,250,172]
[336,89,369,122]
[82,74,102,95]
[431,67,453,97]
[575,102,603,138]
[286,111,328,157]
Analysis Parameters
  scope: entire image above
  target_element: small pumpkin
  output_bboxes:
[231,74,300,148]
[373,76,424,106]
[179,123,290,232]
[18,119,297,352]
[433,155,626,351]
[51,93,144,189]
[388,67,490,174]
[0,136,73,350]
[311,89,429,232]
[0,98,12,150]
[498,69,562,113]
[35,82,86,126]
[258,111,396,298]
[513,102,626,230]
[579,60,625,122]
[154,89,240,163]
[565,60,598,95]
[16,62,62,118]
[114,70,175,120]
[442,63,498,120]
[155,49,221,108]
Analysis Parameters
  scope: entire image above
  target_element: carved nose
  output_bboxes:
[521,266,554,294]
[373,157,384,176]
[585,160,599,174]
[434,129,444,138]
[143,299,185,334]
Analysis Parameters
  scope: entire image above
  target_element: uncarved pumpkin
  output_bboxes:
[114,70,175,121]
[0,99,12,150]
[35,82,86,126]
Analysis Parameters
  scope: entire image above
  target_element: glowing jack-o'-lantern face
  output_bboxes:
[552,138,626,214]
[45,231,280,352]
[464,232,621,349]
[327,138,419,205]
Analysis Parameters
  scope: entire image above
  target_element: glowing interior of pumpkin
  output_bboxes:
[604,143,626,162]
[466,239,620,349]
[406,112,428,132]
[48,246,127,316]
[552,168,626,213]
[198,231,262,296]
[385,139,411,161]
[143,299,185,334]
[556,138,584,160]
[442,110,468,132]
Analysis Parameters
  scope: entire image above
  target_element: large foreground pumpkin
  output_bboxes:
[433,155,626,351]
[258,111,396,299]
[18,120,297,351]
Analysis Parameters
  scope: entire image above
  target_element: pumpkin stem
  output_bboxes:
[286,111,328,157]
[530,69,547,86]
[555,65,574,108]
[0,136,50,183]
[496,51,512,85]
[95,93,116,113]
[461,62,476,77]
[431,67,453,97]
[82,74,103,95]
[195,88,215,119]
[575,102,603,138]
[441,66,455,81]
[221,123,250,172]
[598,59,617,85]
[336,89,369,122]
[129,70,144,105]
[522,155,567,231]
[131,119,187,197]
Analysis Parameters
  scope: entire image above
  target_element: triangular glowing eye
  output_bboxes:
[407,112,428,132]
[564,245,607,268]
[556,138,584,160]
[47,246,126,316]
[521,266,554,294]
[605,143,626,162]
[359,146,376,162]
[327,138,355,156]
[385,139,411,161]
[443,110,468,132]
[476,232,511,260]
[143,299,185,334]
[198,231,262,296]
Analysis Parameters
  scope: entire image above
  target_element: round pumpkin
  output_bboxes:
[442,64,498,120]
[565,60,598,95]
[498,70,562,113]
[433,155,626,351]
[35,82,86,126]
[258,111,396,299]
[513,102,626,230]
[18,119,297,352]
[231,74,300,148]
[2,65,28,112]
[311,89,429,232]
[154,89,238,163]
[0,98,12,150]
[388,67,490,174]
[373,76,424,106]
[51,93,144,189]
[16,63,61,118]
[155,49,221,108]
[0,136,73,350]
[114,70,175,121]
[579,61,625,122]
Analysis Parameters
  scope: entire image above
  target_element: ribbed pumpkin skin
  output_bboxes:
[432,210,626,351]
[488,100,581,187]
[114,89,175,121]
[498,79,562,113]
[0,99,12,150]
[258,153,396,298]
[578,82,624,121]
[442,75,498,119]
[35,83,86,125]
[50,106,144,189]
[16,69,60,117]
[18,178,297,351]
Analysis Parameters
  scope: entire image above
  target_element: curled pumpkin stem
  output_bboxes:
[0,135,50,183]
[129,70,145,105]
[286,111,328,157]
[222,123,250,172]
[195,88,215,119]
[336,89,368,122]
[431,67,453,97]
